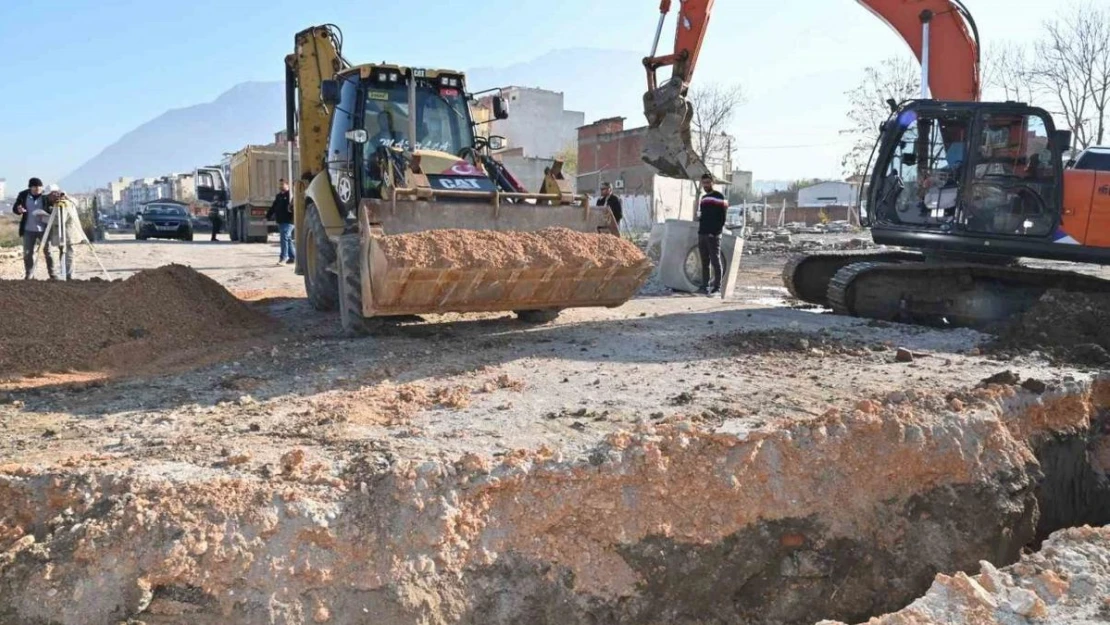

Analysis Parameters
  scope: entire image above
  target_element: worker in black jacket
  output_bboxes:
[696,172,727,295]
[266,179,295,265]
[596,182,622,234]
[12,177,58,280]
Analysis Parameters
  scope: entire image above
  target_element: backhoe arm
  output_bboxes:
[641,0,981,180]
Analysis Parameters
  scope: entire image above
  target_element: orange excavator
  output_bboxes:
[643,0,1110,328]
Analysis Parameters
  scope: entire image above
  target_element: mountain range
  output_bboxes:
[60,48,649,191]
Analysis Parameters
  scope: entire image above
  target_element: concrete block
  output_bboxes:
[659,219,745,298]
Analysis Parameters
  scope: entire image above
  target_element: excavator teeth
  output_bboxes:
[641,79,712,181]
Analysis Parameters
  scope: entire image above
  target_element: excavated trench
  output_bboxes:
[1,379,1108,625]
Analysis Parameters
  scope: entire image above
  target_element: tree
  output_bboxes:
[554,142,578,176]
[983,42,1035,103]
[689,83,745,168]
[1028,1,1110,149]
[839,57,920,178]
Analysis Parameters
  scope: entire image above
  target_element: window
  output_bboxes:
[1075,150,1110,171]
[963,112,1057,236]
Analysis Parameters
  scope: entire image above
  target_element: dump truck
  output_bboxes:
[286,24,652,335]
[194,143,298,243]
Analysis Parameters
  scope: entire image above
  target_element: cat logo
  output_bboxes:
[437,178,482,190]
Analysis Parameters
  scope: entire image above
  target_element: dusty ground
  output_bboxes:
[1,232,1108,624]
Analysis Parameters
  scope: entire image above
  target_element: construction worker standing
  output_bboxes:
[12,177,57,280]
[267,179,295,265]
[696,173,727,296]
[596,182,623,234]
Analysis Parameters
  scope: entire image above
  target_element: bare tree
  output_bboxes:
[1028,1,1110,149]
[839,57,920,177]
[689,83,745,168]
[983,42,1035,103]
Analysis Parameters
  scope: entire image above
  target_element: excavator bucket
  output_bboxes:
[641,77,712,181]
[346,198,654,322]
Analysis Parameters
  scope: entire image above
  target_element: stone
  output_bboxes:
[895,348,914,363]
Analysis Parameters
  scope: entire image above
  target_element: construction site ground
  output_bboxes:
[1,232,1109,625]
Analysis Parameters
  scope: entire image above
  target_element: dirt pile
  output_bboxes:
[0,264,273,379]
[988,290,1110,366]
[717,329,877,357]
[378,227,648,270]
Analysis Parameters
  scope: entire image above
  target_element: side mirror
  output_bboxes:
[1052,130,1072,153]
[321,79,341,106]
[488,136,506,150]
[492,95,509,120]
[345,129,368,144]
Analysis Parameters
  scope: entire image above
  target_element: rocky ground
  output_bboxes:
[0,232,1109,625]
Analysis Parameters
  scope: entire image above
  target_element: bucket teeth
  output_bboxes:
[641,77,712,181]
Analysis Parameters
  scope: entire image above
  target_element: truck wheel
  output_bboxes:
[304,202,338,311]
[337,234,376,336]
[229,211,241,242]
[515,309,561,323]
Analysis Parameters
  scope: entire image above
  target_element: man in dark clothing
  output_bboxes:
[267,179,295,265]
[209,205,224,242]
[12,177,57,280]
[596,182,622,234]
[696,173,727,295]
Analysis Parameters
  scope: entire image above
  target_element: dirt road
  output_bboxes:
[1,232,1108,625]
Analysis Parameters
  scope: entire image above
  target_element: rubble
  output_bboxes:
[988,290,1110,366]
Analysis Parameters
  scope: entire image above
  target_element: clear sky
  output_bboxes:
[0,0,1061,194]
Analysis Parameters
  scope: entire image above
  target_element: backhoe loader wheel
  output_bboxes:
[337,234,376,337]
[515,309,561,324]
[304,202,338,311]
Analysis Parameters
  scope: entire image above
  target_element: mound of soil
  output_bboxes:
[0,264,274,380]
[988,290,1110,366]
[378,227,648,270]
[716,329,874,357]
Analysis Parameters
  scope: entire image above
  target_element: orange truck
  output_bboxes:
[195,143,298,243]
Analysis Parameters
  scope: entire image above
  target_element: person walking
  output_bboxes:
[12,177,57,280]
[596,182,623,234]
[696,173,727,296]
[267,179,295,265]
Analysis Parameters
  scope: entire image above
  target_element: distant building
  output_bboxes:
[797,181,859,208]
[475,87,585,160]
[0,178,6,200]
[491,148,568,195]
[728,170,754,204]
[575,117,734,232]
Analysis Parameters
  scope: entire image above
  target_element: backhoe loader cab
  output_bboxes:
[286,25,650,335]
[867,100,1081,261]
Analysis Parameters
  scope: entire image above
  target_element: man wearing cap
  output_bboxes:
[11,177,57,280]
[696,173,728,296]
[596,182,623,234]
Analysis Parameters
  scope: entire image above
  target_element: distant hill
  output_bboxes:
[60,49,646,192]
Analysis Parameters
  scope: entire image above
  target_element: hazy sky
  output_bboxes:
[0,0,1066,192]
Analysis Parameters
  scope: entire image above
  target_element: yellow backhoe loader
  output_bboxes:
[285,25,652,334]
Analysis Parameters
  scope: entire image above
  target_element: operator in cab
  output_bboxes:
[596,182,623,234]
[696,172,727,296]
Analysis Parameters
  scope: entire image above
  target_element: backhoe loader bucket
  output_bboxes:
[340,196,653,328]
[642,77,712,181]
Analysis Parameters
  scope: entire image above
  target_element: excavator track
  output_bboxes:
[783,250,925,306]
[827,261,1110,330]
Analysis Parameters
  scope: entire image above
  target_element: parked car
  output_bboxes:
[1069,146,1110,171]
[134,205,194,241]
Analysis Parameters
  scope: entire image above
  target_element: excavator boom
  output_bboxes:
[641,0,981,180]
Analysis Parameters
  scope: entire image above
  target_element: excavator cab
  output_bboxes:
[868,100,1073,255]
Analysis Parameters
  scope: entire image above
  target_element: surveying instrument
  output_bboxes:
[34,192,111,281]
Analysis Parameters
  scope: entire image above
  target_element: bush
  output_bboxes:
[0,219,19,249]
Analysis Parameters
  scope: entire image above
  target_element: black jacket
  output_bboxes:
[267,190,293,224]
[597,193,622,223]
[697,190,728,235]
[12,189,53,237]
